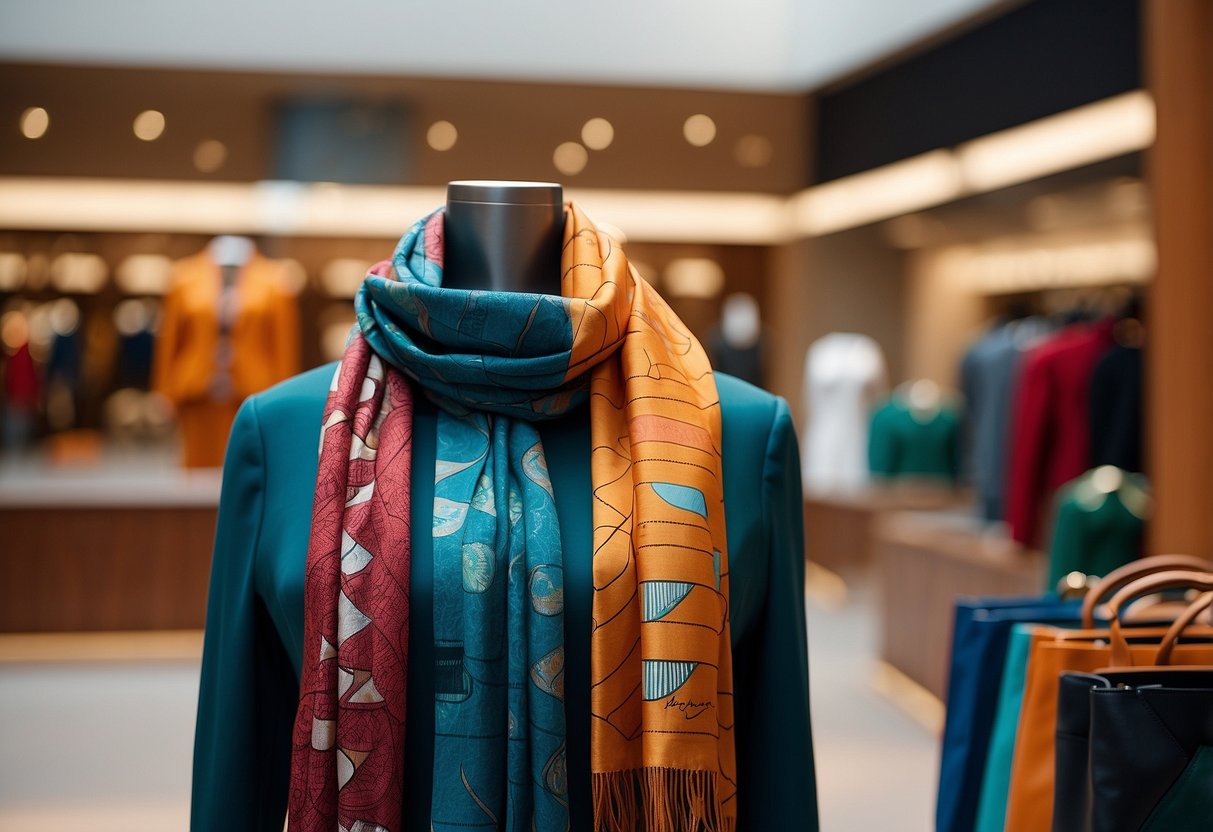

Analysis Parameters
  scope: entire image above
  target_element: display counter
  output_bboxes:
[0,454,220,632]
[803,483,970,574]
[873,509,1044,701]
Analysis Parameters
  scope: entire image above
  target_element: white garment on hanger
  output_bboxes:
[800,332,887,494]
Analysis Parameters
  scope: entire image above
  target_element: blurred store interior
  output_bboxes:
[2,0,1212,829]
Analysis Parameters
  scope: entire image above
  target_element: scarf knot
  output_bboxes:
[355,208,628,421]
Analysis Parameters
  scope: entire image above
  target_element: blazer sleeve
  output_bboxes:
[192,397,297,831]
[735,397,820,830]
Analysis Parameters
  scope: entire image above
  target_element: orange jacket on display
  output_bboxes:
[153,249,300,467]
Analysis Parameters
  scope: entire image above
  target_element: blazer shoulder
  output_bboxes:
[716,371,784,436]
[238,363,336,462]
[249,362,335,416]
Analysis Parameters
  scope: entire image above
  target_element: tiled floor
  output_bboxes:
[0,659,198,830]
[0,575,939,831]
[806,576,940,831]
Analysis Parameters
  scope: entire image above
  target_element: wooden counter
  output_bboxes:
[803,483,970,574]
[873,510,1044,701]
[0,460,220,632]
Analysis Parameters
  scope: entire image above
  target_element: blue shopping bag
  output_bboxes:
[936,597,1083,832]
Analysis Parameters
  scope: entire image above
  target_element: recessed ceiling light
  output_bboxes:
[734,134,773,168]
[194,139,227,173]
[553,142,588,176]
[20,107,49,140]
[133,110,166,141]
[683,114,716,147]
[581,118,614,151]
[0,253,26,290]
[427,120,458,151]
[321,258,374,298]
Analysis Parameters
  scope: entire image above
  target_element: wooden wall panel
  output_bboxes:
[0,507,216,632]
[1145,0,1213,556]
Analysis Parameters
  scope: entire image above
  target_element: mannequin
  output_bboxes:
[708,292,764,387]
[210,235,256,269]
[800,332,887,494]
[868,379,962,483]
[192,181,818,831]
[1046,465,1149,588]
[153,236,299,467]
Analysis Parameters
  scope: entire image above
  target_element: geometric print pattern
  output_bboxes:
[427,408,569,831]
[566,207,737,831]
[289,334,414,832]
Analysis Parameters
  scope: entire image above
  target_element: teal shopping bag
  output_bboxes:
[974,623,1039,832]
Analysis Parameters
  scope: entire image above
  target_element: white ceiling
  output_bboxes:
[0,0,1010,91]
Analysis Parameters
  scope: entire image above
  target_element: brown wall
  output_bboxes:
[1145,0,1213,556]
[1,63,810,194]
[902,248,989,387]
[767,227,907,427]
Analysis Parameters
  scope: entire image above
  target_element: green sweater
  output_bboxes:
[868,398,962,482]
[1046,476,1147,589]
[191,363,819,831]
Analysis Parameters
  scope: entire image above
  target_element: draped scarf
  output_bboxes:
[289,203,736,831]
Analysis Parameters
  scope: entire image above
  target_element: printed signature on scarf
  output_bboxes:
[664,695,715,720]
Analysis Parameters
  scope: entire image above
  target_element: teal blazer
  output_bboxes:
[191,363,818,831]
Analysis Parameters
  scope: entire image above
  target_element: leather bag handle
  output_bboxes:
[1106,570,1213,666]
[1155,591,1213,665]
[1081,554,1213,627]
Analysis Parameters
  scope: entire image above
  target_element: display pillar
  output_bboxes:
[1145,0,1213,556]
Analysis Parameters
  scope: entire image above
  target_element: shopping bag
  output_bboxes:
[936,597,1081,832]
[1089,671,1213,831]
[1085,576,1213,832]
[974,623,1039,832]
[1004,557,1213,832]
[1056,667,1213,832]
[1055,587,1213,832]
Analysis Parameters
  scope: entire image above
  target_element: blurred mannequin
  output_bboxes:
[1046,465,1149,588]
[801,332,887,494]
[2,312,40,451]
[709,292,764,387]
[868,379,962,483]
[153,236,299,467]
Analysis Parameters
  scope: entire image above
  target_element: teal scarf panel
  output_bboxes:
[431,410,567,832]
[357,211,568,830]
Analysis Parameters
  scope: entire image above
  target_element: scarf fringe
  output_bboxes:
[592,768,735,832]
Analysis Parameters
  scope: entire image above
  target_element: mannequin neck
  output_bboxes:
[442,180,564,295]
[210,235,255,269]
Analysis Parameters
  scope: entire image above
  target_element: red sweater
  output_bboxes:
[1005,320,1115,546]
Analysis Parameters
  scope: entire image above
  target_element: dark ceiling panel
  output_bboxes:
[815,0,1141,183]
